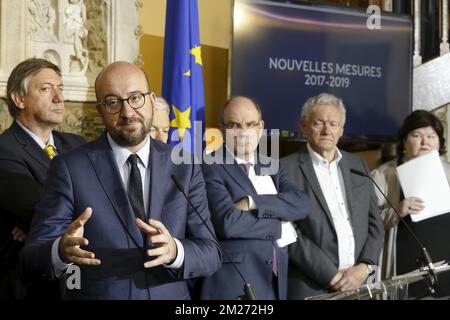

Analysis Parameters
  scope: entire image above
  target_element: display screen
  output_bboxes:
[231,0,413,141]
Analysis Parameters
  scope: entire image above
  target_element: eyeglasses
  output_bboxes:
[408,132,438,140]
[222,121,261,131]
[97,92,151,114]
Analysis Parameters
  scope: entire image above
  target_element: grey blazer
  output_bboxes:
[281,147,384,299]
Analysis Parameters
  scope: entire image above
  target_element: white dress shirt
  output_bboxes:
[233,150,296,246]
[51,134,184,276]
[16,120,57,152]
[307,144,355,269]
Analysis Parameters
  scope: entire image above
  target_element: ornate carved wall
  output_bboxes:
[0,0,143,139]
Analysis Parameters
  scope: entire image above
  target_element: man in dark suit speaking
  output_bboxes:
[0,58,85,299]
[281,93,384,300]
[21,61,222,299]
[199,96,309,300]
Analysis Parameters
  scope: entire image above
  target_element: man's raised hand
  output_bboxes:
[59,207,101,265]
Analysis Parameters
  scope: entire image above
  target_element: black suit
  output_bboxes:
[0,120,85,299]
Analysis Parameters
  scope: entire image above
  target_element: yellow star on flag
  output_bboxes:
[190,46,202,65]
[170,105,192,141]
[184,70,191,77]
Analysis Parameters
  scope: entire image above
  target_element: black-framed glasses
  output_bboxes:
[97,92,151,114]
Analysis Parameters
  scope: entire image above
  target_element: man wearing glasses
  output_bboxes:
[21,61,222,300]
[198,96,309,300]
[150,96,170,143]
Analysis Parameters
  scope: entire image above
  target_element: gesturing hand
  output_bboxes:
[135,218,177,268]
[59,207,101,265]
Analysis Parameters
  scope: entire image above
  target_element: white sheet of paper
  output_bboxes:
[252,175,297,247]
[276,221,298,248]
[396,150,450,222]
[252,175,278,195]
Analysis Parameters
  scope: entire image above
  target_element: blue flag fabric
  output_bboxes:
[162,0,205,155]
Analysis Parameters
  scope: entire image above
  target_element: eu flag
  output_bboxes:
[162,0,205,156]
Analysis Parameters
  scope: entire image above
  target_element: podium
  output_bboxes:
[305,261,450,300]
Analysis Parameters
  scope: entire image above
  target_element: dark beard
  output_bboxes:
[110,122,150,147]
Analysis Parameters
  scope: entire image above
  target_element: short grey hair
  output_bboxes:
[300,93,346,124]
[154,96,170,114]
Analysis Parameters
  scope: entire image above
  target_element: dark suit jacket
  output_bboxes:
[0,120,86,231]
[199,147,309,300]
[281,148,384,300]
[20,134,222,300]
[0,120,85,298]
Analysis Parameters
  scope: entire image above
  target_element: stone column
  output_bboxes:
[414,0,423,66]
[441,0,450,55]
[383,0,393,12]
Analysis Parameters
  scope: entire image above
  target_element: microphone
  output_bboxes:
[350,168,438,294]
[171,174,257,300]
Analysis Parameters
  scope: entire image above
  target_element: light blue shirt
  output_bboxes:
[16,120,56,151]
[107,133,151,214]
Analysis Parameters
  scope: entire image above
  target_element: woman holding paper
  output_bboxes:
[372,110,450,298]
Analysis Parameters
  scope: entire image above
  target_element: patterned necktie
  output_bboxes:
[273,247,278,276]
[43,145,56,159]
[127,154,146,221]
